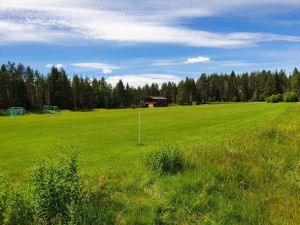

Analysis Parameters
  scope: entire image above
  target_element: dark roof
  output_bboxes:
[145,96,167,100]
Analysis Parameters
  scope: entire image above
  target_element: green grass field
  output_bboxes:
[0,103,291,179]
[1,103,299,224]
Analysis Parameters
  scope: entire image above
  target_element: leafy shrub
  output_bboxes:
[31,151,83,224]
[0,177,9,224]
[147,144,184,174]
[0,177,34,225]
[266,94,283,103]
[0,152,118,225]
[4,187,34,225]
[283,92,299,102]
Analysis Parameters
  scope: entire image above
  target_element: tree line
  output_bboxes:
[0,61,300,109]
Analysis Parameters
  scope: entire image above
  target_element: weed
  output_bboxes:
[147,144,185,174]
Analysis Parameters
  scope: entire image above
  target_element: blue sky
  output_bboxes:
[1,0,300,86]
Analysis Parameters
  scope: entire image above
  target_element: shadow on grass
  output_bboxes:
[69,108,95,112]
[0,110,7,116]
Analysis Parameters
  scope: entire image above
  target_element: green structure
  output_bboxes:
[43,105,59,114]
[7,107,25,116]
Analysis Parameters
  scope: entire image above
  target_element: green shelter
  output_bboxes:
[7,107,25,116]
[43,105,59,114]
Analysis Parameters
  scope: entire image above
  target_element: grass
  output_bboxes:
[0,103,299,224]
[108,103,300,224]
[0,103,292,180]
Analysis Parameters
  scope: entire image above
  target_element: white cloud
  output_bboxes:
[102,68,113,74]
[1,0,300,47]
[72,62,118,74]
[45,63,65,70]
[106,74,182,87]
[218,60,257,67]
[151,60,177,66]
[152,56,211,67]
[0,21,69,44]
[71,63,118,70]
[184,56,211,64]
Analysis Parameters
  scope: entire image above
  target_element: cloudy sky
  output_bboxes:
[1,0,300,86]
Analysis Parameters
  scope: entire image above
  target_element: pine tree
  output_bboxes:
[82,77,93,108]
[35,71,47,108]
[99,77,111,108]
[25,66,36,108]
[240,73,250,102]
[112,80,126,108]
[150,83,160,96]
[0,65,10,108]
[91,78,100,108]
[0,61,298,110]
[196,73,208,103]
[176,80,186,104]
[47,67,72,108]
[228,71,239,102]
[72,75,80,109]
[290,68,300,96]
[13,63,27,107]
[264,70,276,97]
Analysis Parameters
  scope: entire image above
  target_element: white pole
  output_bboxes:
[138,112,141,145]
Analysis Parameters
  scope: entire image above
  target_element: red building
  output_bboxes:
[144,96,168,107]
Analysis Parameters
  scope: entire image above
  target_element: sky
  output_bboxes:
[1,0,300,87]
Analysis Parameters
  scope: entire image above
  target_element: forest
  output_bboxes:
[0,61,300,110]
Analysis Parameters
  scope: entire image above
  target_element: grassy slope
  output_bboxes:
[0,103,291,180]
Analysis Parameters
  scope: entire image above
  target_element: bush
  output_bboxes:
[31,151,83,224]
[0,177,34,225]
[147,144,185,174]
[4,187,34,225]
[0,177,9,224]
[283,92,299,102]
[0,152,118,225]
[266,94,282,103]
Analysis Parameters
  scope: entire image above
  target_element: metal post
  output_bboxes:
[138,112,141,145]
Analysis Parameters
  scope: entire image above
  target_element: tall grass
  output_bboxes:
[111,105,300,224]
[147,143,185,174]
